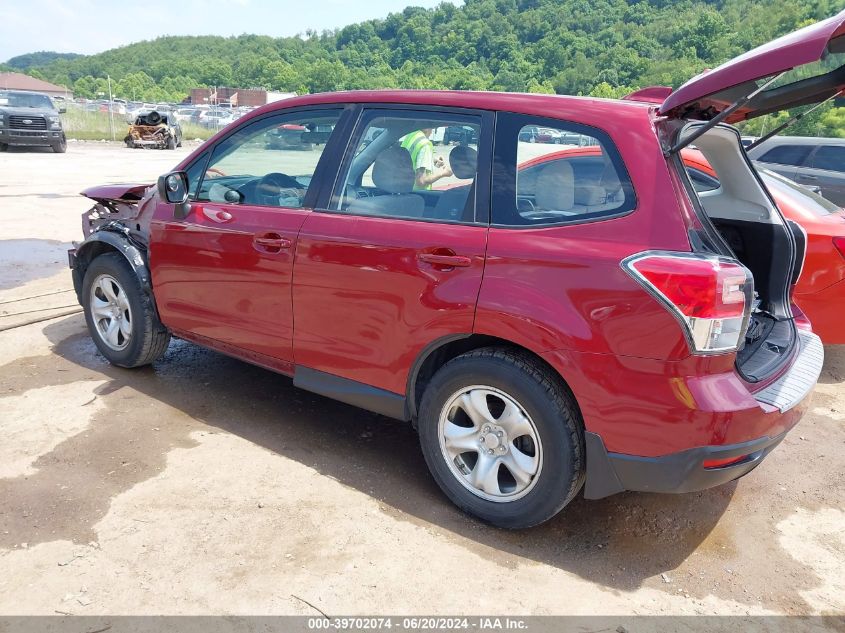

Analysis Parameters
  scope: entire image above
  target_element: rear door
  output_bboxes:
[798,144,845,205]
[292,106,493,399]
[150,108,348,369]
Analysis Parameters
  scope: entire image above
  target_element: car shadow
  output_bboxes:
[0,318,740,594]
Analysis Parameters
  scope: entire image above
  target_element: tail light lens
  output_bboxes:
[834,236,845,260]
[623,252,754,354]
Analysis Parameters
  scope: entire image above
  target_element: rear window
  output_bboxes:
[492,113,635,226]
[809,146,845,173]
[758,145,813,167]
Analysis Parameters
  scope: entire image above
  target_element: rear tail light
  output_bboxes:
[623,252,754,354]
[834,236,845,260]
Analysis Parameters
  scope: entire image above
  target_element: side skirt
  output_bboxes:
[293,366,409,421]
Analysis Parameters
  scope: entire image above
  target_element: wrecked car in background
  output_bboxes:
[124,110,182,150]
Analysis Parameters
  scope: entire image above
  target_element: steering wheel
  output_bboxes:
[255,172,306,206]
[206,167,227,178]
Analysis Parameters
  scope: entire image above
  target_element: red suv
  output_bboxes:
[69,12,843,528]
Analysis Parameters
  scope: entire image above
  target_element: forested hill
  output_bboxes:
[4,51,81,71]
[7,0,843,106]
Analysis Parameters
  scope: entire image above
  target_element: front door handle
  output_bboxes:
[417,250,472,270]
[799,174,819,181]
[253,233,292,253]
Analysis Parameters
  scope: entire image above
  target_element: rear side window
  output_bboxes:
[809,145,845,173]
[492,113,635,226]
[758,144,813,167]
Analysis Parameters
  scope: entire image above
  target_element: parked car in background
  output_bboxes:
[444,124,479,145]
[518,125,554,143]
[265,123,310,150]
[0,89,67,153]
[683,148,845,345]
[173,107,198,123]
[68,10,845,528]
[198,110,232,129]
[747,136,845,206]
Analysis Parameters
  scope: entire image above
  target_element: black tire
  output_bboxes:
[81,252,171,368]
[0,143,8,152]
[418,347,584,529]
[52,134,67,153]
[125,135,135,149]
[166,136,176,150]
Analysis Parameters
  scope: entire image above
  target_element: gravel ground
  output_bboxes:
[0,142,843,618]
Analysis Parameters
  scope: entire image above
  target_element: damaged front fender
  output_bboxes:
[69,225,155,306]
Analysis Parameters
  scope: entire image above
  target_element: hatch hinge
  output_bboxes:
[666,72,787,155]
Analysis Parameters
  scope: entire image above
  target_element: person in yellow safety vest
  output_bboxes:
[400,128,453,190]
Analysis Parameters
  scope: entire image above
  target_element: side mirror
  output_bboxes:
[157,171,189,204]
[59,107,67,114]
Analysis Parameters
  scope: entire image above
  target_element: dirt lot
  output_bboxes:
[0,142,843,617]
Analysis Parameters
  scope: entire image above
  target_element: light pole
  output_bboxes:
[107,75,116,141]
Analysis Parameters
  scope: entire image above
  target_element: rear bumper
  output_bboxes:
[0,128,63,146]
[584,430,786,498]
[543,330,824,499]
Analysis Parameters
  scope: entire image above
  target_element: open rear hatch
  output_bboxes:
[659,9,845,382]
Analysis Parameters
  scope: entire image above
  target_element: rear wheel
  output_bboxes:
[166,136,176,150]
[418,348,584,528]
[82,253,171,367]
[0,143,7,152]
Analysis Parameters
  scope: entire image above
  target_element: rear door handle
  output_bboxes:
[417,251,472,270]
[253,233,292,253]
[799,174,819,181]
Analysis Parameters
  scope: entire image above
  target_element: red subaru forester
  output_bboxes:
[69,13,843,527]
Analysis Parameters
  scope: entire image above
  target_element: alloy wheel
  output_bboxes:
[89,274,133,350]
[438,385,543,502]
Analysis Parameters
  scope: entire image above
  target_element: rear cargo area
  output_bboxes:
[678,124,800,382]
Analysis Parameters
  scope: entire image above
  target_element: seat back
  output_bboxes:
[348,146,425,218]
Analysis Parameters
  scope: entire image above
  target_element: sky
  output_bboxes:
[1,0,459,62]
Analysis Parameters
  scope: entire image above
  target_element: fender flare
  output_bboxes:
[71,228,159,316]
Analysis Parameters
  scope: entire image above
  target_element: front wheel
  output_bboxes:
[52,134,67,153]
[418,348,584,528]
[82,252,171,367]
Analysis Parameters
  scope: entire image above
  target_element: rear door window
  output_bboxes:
[758,144,814,167]
[492,113,635,226]
[328,109,484,224]
[808,145,845,173]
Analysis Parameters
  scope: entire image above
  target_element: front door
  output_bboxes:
[292,107,493,396]
[150,108,346,369]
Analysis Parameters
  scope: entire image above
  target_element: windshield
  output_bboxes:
[0,91,54,109]
[761,168,841,216]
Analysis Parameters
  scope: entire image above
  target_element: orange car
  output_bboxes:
[683,148,845,344]
[518,146,845,344]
